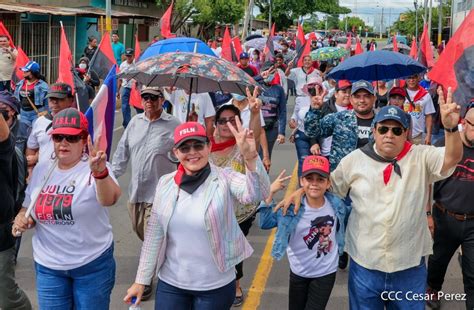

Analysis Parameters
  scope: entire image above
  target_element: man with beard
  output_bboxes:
[112,87,181,300]
[427,105,474,310]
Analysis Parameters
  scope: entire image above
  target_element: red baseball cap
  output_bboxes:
[389,86,407,98]
[174,122,208,147]
[51,108,88,136]
[336,80,352,91]
[302,155,330,178]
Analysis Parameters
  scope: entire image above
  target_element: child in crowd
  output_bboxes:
[258,156,350,310]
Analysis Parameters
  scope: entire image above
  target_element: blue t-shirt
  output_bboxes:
[112,42,125,65]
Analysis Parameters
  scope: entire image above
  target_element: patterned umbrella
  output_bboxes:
[244,38,283,51]
[310,47,349,61]
[118,52,258,120]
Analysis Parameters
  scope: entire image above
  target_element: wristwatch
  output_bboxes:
[445,125,459,133]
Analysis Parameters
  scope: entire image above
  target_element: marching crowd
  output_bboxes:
[0,29,473,310]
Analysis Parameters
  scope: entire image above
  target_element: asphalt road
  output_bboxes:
[15,95,466,310]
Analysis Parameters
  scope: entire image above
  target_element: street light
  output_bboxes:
[414,0,419,40]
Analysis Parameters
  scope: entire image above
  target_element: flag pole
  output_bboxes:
[106,0,112,32]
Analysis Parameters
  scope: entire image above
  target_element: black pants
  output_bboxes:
[289,270,336,310]
[235,215,255,280]
[427,206,474,309]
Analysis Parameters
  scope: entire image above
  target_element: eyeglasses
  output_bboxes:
[216,117,236,125]
[177,141,207,154]
[141,94,160,101]
[376,126,404,136]
[52,134,83,143]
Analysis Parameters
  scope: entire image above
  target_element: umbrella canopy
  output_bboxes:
[245,38,282,51]
[118,52,257,95]
[382,43,411,54]
[327,50,426,82]
[310,47,349,61]
[245,34,263,41]
[273,35,284,41]
[140,37,216,61]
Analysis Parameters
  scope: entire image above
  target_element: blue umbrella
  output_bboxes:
[327,50,426,82]
[140,37,216,61]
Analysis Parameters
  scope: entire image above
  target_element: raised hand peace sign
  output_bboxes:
[246,86,262,115]
[226,115,257,161]
[438,87,461,130]
[88,135,107,174]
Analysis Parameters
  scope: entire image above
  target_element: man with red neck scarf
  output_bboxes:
[285,55,322,98]
[404,74,436,145]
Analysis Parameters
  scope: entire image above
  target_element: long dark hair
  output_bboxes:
[215,104,241,125]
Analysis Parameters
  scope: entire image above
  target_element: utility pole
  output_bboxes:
[268,0,272,33]
[105,0,112,32]
[428,0,433,38]
[423,0,429,23]
[438,0,443,45]
[415,0,419,40]
[380,7,384,39]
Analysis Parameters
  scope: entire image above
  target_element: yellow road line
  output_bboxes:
[243,163,299,310]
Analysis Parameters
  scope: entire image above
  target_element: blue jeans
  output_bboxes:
[121,87,131,128]
[349,258,426,310]
[19,107,47,141]
[155,279,235,310]
[35,244,115,310]
[0,80,11,92]
[294,129,311,178]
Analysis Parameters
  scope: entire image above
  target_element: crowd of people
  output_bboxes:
[0,28,473,310]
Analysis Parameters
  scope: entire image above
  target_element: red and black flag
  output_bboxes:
[232,36,243,59]
[89,32,118,79]
[161,1,176,39]
[263,23,276,62]
[418,24,434,68]
[428,9,474,109]
[221,26,238,63]
[297,32,314,67]
[293,23,307,65]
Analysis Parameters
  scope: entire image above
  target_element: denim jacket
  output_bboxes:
[14,79,49,108]
[258,192,351,260]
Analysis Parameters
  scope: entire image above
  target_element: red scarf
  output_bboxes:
[210,136,237,152]
[404,86,428,112]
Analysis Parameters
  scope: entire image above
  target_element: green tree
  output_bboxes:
[254,0,351,29]
[339,16,367,33]
[156,0,245,39]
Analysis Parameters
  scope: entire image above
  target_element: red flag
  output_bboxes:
[0,22,15,48]
[355,37,363,55]
[418,24,434,68]
[428,9,474,108]
[345,34,352,51]
[297,38,312,67]
[11,47,29,89]
[393,35,399,53]
[296,23,306,52]
[130,35,143,110]
[89,32,118,79]
[270,23,276,37]
[57,23,75,94]
[409,39,418,59]
[232,37,243,58]
[221,27,235,62]
[161,2,176,39]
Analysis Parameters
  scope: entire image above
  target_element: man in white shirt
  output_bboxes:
[0,35,17,92]
[164,88,216,137]
[25,83,75,169]
[404,74,436,145]
[117,48,135,128]
[285,55,321,97]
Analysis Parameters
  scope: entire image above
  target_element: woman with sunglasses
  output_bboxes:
[288,76,325,177]
[209,95,265,306]
[124,120,270,309]
[12,108,121,309]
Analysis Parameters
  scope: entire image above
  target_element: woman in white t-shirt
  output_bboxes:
[258,156,350,310]
[124,121,270,309]
[13,108,121,309]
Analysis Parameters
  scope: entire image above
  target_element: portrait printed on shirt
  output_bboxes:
[303,215,335,258]
[34,181,76,225]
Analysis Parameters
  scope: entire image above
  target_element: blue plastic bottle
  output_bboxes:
[129,296,141,310]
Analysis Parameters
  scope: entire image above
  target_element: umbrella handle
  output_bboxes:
[186,78,193,122]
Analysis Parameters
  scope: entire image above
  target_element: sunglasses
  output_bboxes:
[376,126,405,136]
[141,94,160,101]
[216,117,236,125]
[177,141,207,154]
[52,134,83,143]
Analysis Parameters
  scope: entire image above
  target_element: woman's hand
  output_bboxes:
[227,116,258,171]
[12,209,35,236]
[88,136,107,174]
[289,119,297,129]
[123,283,145,305]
